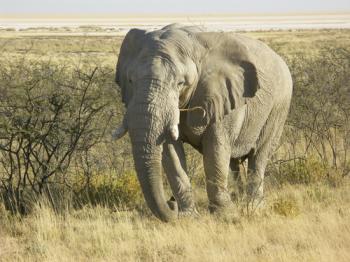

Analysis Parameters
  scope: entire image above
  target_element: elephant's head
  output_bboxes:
[114,25,206,221]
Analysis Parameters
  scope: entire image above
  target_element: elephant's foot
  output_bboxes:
[246,195,266,213]
[208,191,233,213]
[168,196,199,218]
[208,192,241,223]
[245,188,266,215]
[179,206,199,218]
[246,175,265,212]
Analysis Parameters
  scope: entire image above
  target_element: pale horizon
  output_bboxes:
[1,0,350,16]
[1,12,350,19]
[1,1,349,32]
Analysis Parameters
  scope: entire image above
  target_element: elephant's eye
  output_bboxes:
[178,81,185,87]
[128,78,133,84]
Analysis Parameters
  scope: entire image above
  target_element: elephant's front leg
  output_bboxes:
[162,140,196,216]
[202,128,232,213]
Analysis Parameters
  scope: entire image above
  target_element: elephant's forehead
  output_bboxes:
[145,30,192,54]
[135,42,184,70]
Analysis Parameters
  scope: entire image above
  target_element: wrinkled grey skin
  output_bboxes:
[114,24,292,222]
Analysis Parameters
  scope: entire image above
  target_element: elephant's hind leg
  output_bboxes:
[162,140,196,215]
[230,158,244,198]
[247,152,267,208]
[202,129,232,213]
[246,103,289,209]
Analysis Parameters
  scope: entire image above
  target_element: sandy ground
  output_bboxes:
[0,13,350,36]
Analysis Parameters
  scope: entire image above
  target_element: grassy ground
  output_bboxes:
[1,181,349,261]
[1,29,350,261]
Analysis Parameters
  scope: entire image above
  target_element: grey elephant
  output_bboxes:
[113,24,292,222]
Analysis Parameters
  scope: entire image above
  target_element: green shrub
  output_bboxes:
[74,171,143,210]
[269,158,343,186]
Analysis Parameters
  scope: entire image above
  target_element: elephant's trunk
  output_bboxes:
[127,85,178,222]
[130,137,178,222]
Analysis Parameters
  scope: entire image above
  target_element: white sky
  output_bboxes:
[0,0,349,15]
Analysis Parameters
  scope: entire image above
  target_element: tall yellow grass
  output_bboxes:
[1,182,349,262]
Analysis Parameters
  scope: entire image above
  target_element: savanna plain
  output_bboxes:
[0,27,349,261]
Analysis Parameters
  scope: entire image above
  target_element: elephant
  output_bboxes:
[113,24,292,222]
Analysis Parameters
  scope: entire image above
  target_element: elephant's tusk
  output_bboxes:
[180,106,206,118]
[112,117,128,140]
[169,125,179,141]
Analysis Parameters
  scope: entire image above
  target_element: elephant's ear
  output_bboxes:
[115,29,146,105]
[186,60,261,133]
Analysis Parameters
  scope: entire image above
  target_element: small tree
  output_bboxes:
[0,58,117,213]
[275,47,350,177]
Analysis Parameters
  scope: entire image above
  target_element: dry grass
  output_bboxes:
[1,181,349,262]
[1,29,349,67]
